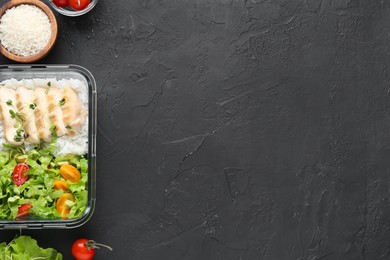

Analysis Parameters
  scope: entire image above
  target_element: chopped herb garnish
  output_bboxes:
[29,103,37,110]
[9,110,26,124]
[13,129,24,142]
[9,110,16,118]
[59,98,66,106]
[66,125,72,129]
[47,82,51,87]
[6,100,12,106]
[50,124,57,132]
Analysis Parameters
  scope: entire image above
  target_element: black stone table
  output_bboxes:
[1,0,390,259]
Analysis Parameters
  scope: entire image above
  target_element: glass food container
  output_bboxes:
[0,65,96,229]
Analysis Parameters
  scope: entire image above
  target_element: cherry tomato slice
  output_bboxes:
[53,0,69,8]
[72,239,95,260]
[56,193,74,218]
[69,0,91,11]
[17,203,31,217]
[53,180,69,190]
[12,163,29,186]
[59,164,81,183]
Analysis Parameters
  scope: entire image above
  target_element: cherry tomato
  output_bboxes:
[72,239,113,260]
[12,163,29,186]
[56,193,75,218]
[53,180,69,190]
[59,164,81,183]
[17,203,31,217]
[53,0,69,8]
[69,0,91,11]
[72,239,95,260]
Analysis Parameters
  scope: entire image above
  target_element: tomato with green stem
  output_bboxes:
[72,239,113,260]
[69,0,91,11]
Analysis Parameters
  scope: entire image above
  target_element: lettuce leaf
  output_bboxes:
[0,235,62,260]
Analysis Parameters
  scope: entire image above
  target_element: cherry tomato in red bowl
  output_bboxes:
[48,0,97,16]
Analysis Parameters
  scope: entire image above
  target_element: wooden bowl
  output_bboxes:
[0,0,58,63]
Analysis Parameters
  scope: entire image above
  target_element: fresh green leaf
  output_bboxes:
[1,236,63,260]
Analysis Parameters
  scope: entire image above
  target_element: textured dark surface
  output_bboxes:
[1,0,390,259]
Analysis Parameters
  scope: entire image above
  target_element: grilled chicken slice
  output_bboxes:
[0,84,86,145]
[34,87,51,142]
[47,87,68,137]
[62,86,86,133]
[0,88,22,145]
[16,87,39,144]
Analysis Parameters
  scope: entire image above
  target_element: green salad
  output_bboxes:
[0,133,88,220]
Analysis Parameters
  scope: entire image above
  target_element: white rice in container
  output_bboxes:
[0,78,88,156]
